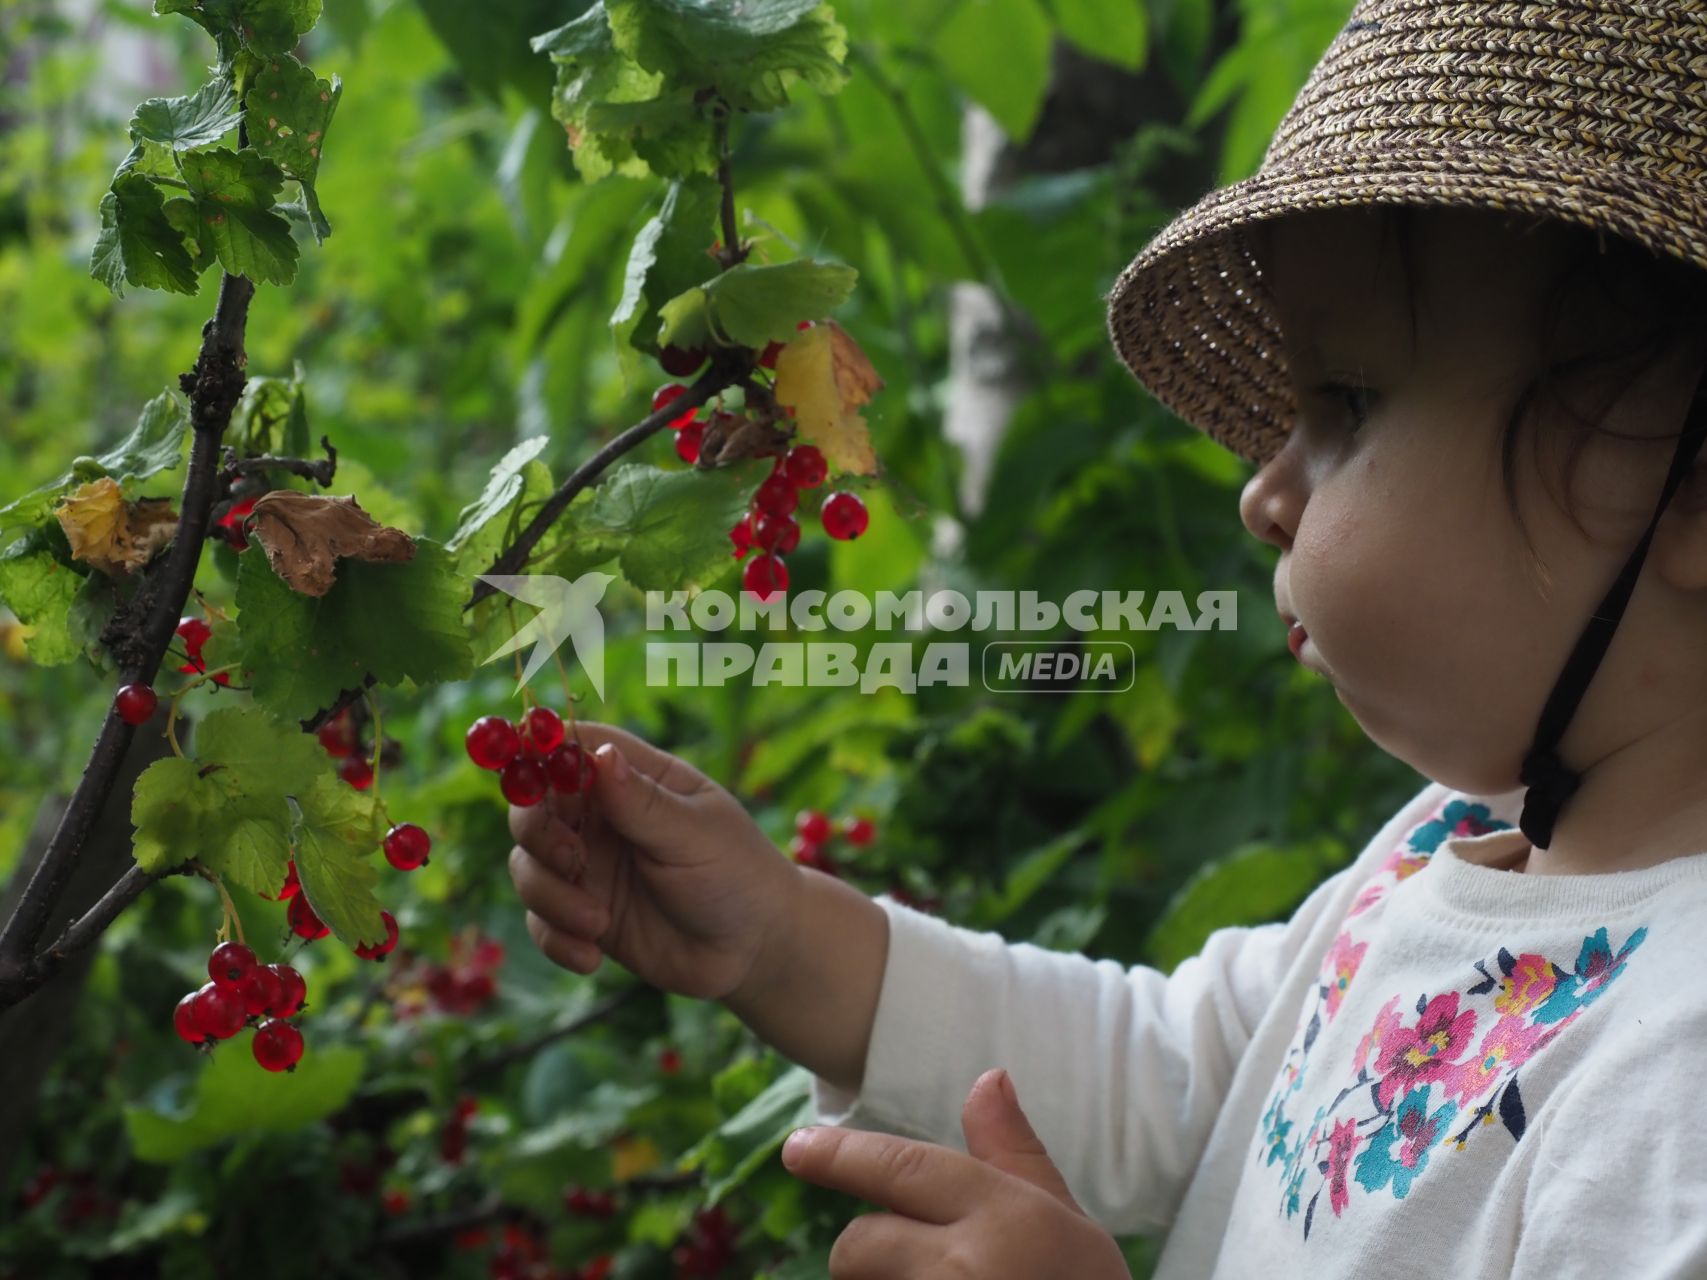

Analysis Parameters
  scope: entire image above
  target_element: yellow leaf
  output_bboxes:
[611,1134,664,1183]
[54,477,178,577]
[772,321,884,476]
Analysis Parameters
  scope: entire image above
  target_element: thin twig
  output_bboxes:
[223,433,339,486]
[462,984,646,1081]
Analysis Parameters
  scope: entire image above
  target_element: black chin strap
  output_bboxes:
[1519,359,1707,850]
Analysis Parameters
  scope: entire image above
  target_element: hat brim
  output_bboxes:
[1104,143,1707,468]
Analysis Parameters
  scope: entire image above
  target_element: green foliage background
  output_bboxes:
[0,0,1426,1275]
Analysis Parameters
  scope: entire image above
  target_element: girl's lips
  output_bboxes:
[1287,622,1308,659]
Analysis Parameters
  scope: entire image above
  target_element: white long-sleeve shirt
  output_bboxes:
[807,779,1707,1278]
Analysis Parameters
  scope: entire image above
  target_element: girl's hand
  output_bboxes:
[507,720,800,1003]
[781,1068,1131,1280]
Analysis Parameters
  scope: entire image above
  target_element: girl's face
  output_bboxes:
[1238,205,1707,808]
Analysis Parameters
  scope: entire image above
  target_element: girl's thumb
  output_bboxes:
[591,741,688,848]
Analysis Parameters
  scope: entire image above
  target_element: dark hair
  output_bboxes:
[1377,205,1707,580]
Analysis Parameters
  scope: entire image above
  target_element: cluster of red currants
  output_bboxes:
[454,1218,615,1280]
[440,1092,479,1164]
[212,494,258,551]
[173,614,233,685]
[315,702,404,791]
[563,1184,620,1218]
[389,930,506,1019]
[171,940,308,1072]
[787,807,874,878]
[465,705,596,808]
[15,1165,118,1232]
[672,1203,740,1278]
[726,441,873,603]
[274,843,407,961]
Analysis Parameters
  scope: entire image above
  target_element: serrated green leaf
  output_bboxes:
[90,173,200,299]
[235,539,474,722]
[700,259,857,348]
[678,1063,815,1203]
[129,79,242,151]
[0,536,89,666]
[245,56,342,243]
[230,361,312,459]
[447,435,550,557]
[577,460,769,592]
[154,0,322,58]
[130,759,222,874]
[611,176,722,384]
[124,1040,364,1162]
[606,0,850,112]
[0,389,188,539]
[171,147,298,285]
[290,774,385,947]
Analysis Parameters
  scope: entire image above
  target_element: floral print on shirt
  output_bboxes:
[1253,797,1650,1241]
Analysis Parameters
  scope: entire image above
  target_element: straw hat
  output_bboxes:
[1104,0,1707,468]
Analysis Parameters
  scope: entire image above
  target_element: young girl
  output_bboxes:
[509,2,1707,1275]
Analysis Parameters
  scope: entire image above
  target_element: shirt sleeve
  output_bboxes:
[1510,1003,1707,1279]
[807,780,1451,1236]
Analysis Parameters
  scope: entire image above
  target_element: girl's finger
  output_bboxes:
[823,1210,940,1280]
[509,846,609,938]
[525,911,603,975]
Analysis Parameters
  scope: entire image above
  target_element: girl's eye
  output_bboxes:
[1313,379,1373,431]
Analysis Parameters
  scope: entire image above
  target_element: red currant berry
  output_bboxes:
[742,552,788,601]
[752,512,800,554]
[355,910,400,961]
[522,706,564,753]
[650,383,699,431]
[543,742,595,793]
[191,981,248,1040]
[782,444,827,490]
[208,940,258,989]
[758,340,784,369]
[268,964,306,1018]
[339,756,374,790]
[729,515,753,559]
[252,1018,304,1072]
[820,490,869,540]
[288,894,330,941]
[381,1188,411,1216]
[659,1047,681,1074]
[115,683,157,726]
[465,715,521,771]
[675,420,704,464]
[173,992,204,1045]
[176,617,212,652]
[383,823,432,871]
[500,755,549,806]
[659,343,707,377]
[753,472,798,518]
[795,809,831,845]
[274,860,301,900]
[844,816,875,846]
[237,964,285,1017]
[317,708,357,758]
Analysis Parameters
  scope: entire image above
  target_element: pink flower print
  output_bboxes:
[1326,1117,1362,1216]
[1441,1013,1539,1106]
[1347,879,1386,919]
[1322,932,1368,1020]
[1374,993,1478,1111]
[1354,994,1405,1075]
[1492,952,1559,1018]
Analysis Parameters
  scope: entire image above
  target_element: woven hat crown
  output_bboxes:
[1105,0,1707,467]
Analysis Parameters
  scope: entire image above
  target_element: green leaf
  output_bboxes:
[0,389,188,538]
[610,176,722,384]
[447,435,551,558]
[130,79,242,151]
[129,704,325,892]
[229,360,312,460]
[124,1040,364,1162]
[154,0,323,58]
[1044,0,1147,71]
[90,173,200,298]
[678,1062,816,1203]
[0,537,88,666]
[416,0,562,105]
[235,539,475,722]
[289,773,386,947]
[931,0,1054,143]
[168,148,299,285]
[245,56,342,243]
[576,460,770,592]
[697,259,857,349]
[606,0,850,113]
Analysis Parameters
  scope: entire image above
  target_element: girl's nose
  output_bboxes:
[1238,442,1304,553]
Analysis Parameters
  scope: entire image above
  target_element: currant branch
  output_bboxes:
[0,268,256,1007]
[222,433,339,488]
